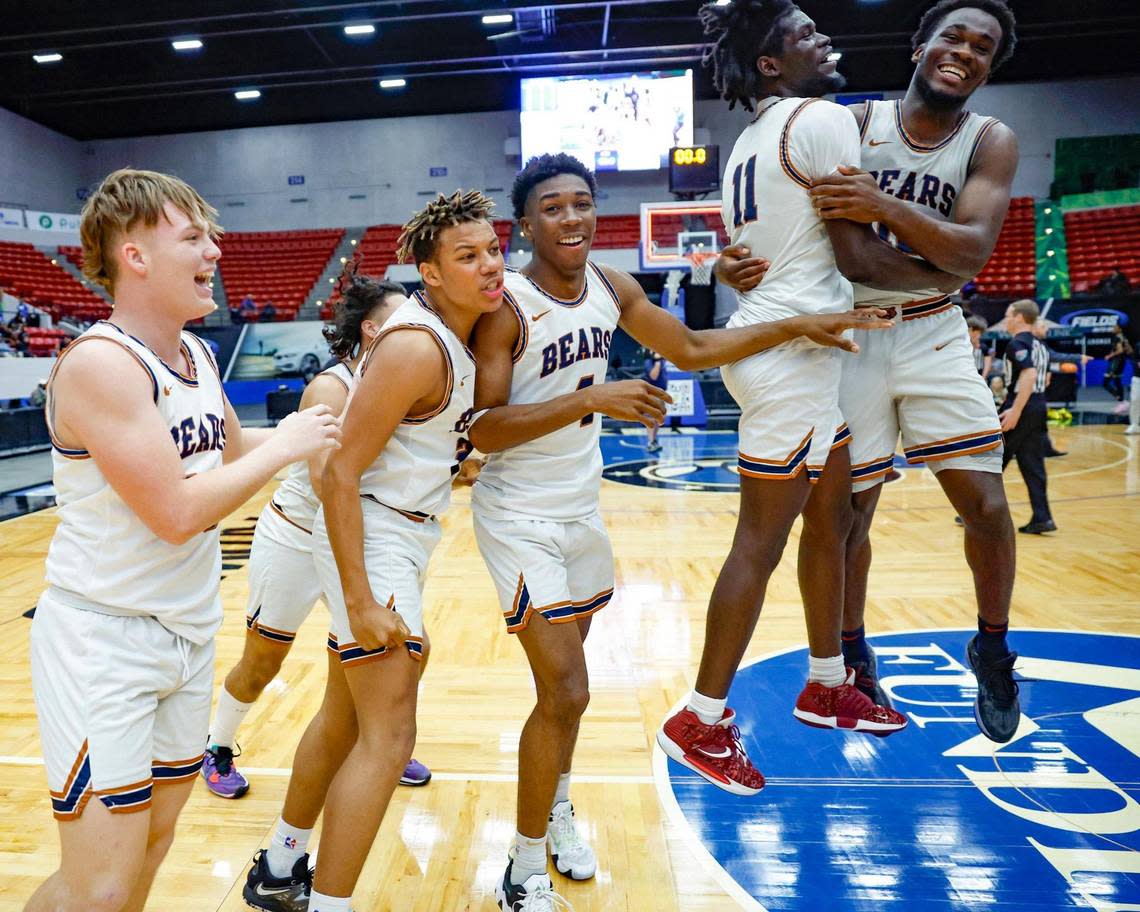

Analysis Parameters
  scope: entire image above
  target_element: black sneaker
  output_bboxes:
[966,636,1021,743]
[243,849,311,912]
[495,858,573,911]
[1018,519,1057,534]
[848,644,892,708]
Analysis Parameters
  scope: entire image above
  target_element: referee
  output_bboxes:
[1000,299,1056,534]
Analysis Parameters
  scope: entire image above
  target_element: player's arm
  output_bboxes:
[467,302,670,452]
[811,125,1018,277]
[320,330,441,651]
[983,352,994,376]
[605,264,890,368]
[299,374,350,499]
[825,219,963,292]
[51,341,339,546]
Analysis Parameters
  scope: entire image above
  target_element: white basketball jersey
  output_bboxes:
[473,264,621,523]
[270,360,353,533]
[721,97,861,327]
[355,293,475,518]
[44,322,226,644]
[852,99,1000,310]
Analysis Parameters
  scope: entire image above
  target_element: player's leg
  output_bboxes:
[119,779,195,912]
[795,436,906,735]
[400,631,432,787]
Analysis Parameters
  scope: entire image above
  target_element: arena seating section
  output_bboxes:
[973,196,1036,298]
[1,242,111,323]
[1064,204,1140,293]
[219,229,344,320]
[23,326,71,357]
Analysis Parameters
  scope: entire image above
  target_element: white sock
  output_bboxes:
[511,831,548,884]
[266,819,312,879]
[809,654,847,689]
[308,891,351,912]
[553,772,571,808]
[686,690,727,726]
[209,688,253,750]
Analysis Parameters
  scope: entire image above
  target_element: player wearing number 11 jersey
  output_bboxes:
[658,0,966,797]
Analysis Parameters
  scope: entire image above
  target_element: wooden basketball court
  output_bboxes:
[1,422,1136,911]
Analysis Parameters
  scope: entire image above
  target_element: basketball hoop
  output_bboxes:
[685,250,717,286]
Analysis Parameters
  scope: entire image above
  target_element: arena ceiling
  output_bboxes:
[1,0,1138,141]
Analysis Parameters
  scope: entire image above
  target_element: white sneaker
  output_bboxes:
[546,801,597,881]
[496,862,575,911]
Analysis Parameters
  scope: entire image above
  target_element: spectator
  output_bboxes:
[644,350,669,452]
[967,315,993,378]
[13,324,29,356]
[29,379,47,408]
[1095,268,1131,297]
[1103,323,1135,415]
[239,294,258,322]
[261,300,276,322]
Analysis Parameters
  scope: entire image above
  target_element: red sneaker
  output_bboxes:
[657,708,765,796]
[793,670,908,736]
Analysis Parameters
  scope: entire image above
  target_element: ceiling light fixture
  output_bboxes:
[172,38,203,51]
[234,89,261,100]
[344,24,376,36]
[482,14,514,25]
[379,78,407,89]
[33,52,63,64]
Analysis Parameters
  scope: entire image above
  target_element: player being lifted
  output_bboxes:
[241,190,502,912]
[468,152,889,910]
[659,0,968,796]
[720,0,1024,742]
[25,169,339,912]
[200,266,434,801]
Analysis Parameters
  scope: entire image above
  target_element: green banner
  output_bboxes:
[1036,201,1069,300]
[1060,187,1140,211]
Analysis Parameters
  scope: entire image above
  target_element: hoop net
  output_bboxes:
[686,251,717,286]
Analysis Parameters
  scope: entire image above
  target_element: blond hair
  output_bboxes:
[80,168,222,292]
[1009,298,1039,324]
[396,189,496,266]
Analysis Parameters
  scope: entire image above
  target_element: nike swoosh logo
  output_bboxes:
[934,340,953,351]
[531,309,552,322]
[163,385,172,396]
[868,139,892,147]
[254,883,294,897]
[696,746,732,759]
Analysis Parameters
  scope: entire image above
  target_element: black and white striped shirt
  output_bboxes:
[1003,331,1049,400]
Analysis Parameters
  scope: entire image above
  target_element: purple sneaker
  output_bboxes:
[201,745,250,798]
[399,758,431,787]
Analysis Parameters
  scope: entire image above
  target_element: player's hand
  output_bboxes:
[348,597,412,653]
[452,456,484,487]
[271,404,341,463]
[713,244,769,292]
[810,166,885,223]
[796,309,893,353]
[998,408,1020,433]
[586,380,672,429]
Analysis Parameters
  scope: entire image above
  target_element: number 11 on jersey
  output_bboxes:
[731,155,758,228]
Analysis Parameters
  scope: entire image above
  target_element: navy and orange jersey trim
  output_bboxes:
[184,332,221,380]
[737,429,813,480]
[904,428,1003,464]
[94,778,153,815]
[49,740,93,820]
[856,101,874,141]
[902,296,955,321]
[806,425,852,484]
[327,627,425,666]
[152,754,205,783]
[360,492,435,524]
[503,573,613,633]
[587,261,623,320]
[45,334,161,457]
[518,267,589,308]
[317,361,352,392]
[97,320,199,387]
[247,606,299,644]
[779,98,821,190]
[502,287,529,364]
[966,117,1001,173]
[361,316,455,425]
[270,499,313,535]
[894,99,970,153]
[851,454,895,482]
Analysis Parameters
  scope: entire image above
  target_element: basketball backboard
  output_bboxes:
[639,200,729,272]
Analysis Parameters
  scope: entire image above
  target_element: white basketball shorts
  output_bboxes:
[473,510,614,634]
[245,501,324,644]
[31,590,213,820]
[720,340,851,485]
[312,498,440,666]
[841,304,1003,493]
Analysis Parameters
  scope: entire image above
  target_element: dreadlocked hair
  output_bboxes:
[912,0,1017,73]
[510,153,598,220]
[699,0,798,112]
[322,252,406,359]
[396,189,496,265]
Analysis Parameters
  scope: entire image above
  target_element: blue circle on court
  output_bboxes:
[656,629,1140,911]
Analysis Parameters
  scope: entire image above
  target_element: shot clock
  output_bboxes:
[668,145,720,194]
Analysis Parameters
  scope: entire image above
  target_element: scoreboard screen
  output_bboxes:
[668,145,720,194]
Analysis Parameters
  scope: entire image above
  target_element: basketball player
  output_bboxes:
[201,269,433,799]
[25,168,340,912]
[658,0,969,796]
[722,0,1024,742]
[241,190,502,912]
[469,152,891,910]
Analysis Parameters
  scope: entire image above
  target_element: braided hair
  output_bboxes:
[912,0,1017,73]
[699,0,798,112]
[322,253,406,360]
[396,189,497,266]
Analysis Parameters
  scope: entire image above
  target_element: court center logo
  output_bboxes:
[655,630,1140,912]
